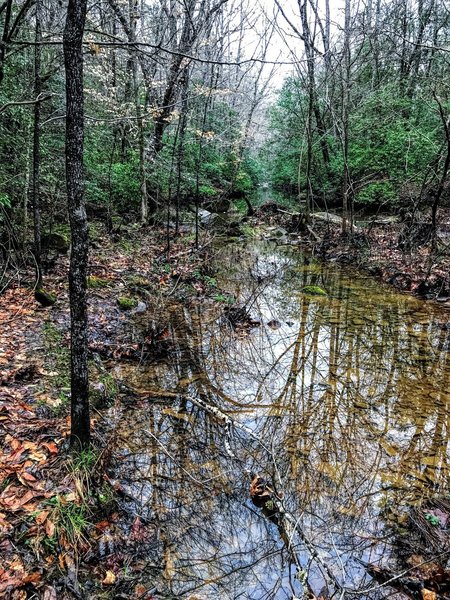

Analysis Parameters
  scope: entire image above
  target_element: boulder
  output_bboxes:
[41,232,69,253]
[204,197,231,213]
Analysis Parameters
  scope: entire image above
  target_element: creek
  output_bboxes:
[109,241,450,599]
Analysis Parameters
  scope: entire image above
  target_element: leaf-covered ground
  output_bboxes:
[0,225,220,599]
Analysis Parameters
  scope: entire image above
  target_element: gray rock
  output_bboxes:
[134,301,147,313]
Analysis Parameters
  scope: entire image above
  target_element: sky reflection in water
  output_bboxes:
[112,242,450,599]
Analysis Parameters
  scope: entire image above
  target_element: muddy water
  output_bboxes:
[111,242,450,599]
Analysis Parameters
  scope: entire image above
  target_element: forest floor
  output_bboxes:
[1,208,450,599]
[0,224,223,600]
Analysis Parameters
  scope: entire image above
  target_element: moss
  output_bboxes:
[35,288,57,306]
[240,224,258,238]
[126,275,151,289]
[117,296,138,310]
[41,232,69,253]
[302,285,327,296]
[87,275,110,288]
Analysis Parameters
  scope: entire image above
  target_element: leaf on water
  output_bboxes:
[163,547,175,581]
[378,438,398,457]
[317,461,342,483]
[161,406,192,422]
[420,455,440,467]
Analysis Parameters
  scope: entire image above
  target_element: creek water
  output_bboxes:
[110,241,450,599]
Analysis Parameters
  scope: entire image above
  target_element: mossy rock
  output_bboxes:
[35,288,57,307]
[41,232,70,253]
[302,285,327,296]
[87,276,110,289]
[117,296,138,310]
[126,275,151,290]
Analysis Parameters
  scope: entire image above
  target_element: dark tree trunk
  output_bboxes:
[0,0,13,87]
[0,0,34,86]
[31,0,42,289]
[431,93,450,251]
[342,0,352,233]
[63,0,90,450]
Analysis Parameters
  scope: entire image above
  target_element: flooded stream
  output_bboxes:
[110,242,450,599]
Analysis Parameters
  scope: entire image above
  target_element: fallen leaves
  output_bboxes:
[0,484,51,512]
[0,555,41,595]
[102,570,117,585]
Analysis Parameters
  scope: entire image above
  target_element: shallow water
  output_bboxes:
[111,242,450,599]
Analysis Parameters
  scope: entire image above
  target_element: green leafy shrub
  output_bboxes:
[356,181,398,205]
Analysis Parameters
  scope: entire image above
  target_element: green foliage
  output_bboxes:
[0,193,11,208]
[212,293,235,304]
[199,183,219,198]
[71,448,98,473]
[233,170,253,194]
[356,181,397,205]
[265,77,442,210]
[87,276,110,288]
[302,285,327,296]
[117,296,138,310]
[84,131,140,213]
[46,494,91,545]
[424,512,440,526]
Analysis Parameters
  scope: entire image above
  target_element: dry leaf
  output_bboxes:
[23,572,41,584]
[422,590,437,600]
[134,584,147,597]
[102,570,116,585]
[43,586,57,600]
[42,442,59,454]
[35,510,49,525]
[45,519,55,537]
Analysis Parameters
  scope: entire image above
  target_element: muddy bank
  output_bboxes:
[256,204,450,306]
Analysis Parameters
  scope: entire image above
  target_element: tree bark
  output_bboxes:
[31,0,42,289]
[431,92,450,250]
[342,0,352,233]
[63,0,90,450]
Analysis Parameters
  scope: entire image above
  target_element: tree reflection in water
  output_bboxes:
[111,242,450,599]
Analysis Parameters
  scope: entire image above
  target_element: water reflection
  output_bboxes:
[112,242,450,599]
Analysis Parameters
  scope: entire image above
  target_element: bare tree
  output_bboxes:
[63,0,90,449]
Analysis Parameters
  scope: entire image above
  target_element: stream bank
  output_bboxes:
[254,203,450,306]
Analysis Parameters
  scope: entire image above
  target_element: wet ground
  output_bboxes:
[109,241,450,599]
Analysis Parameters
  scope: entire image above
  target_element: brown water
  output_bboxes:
[110,242,450,599]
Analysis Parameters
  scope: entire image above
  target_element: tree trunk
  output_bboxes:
[31,0,42,289]
[342,0,352,233]
[431,93,450,251]
[63,0,90,450]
